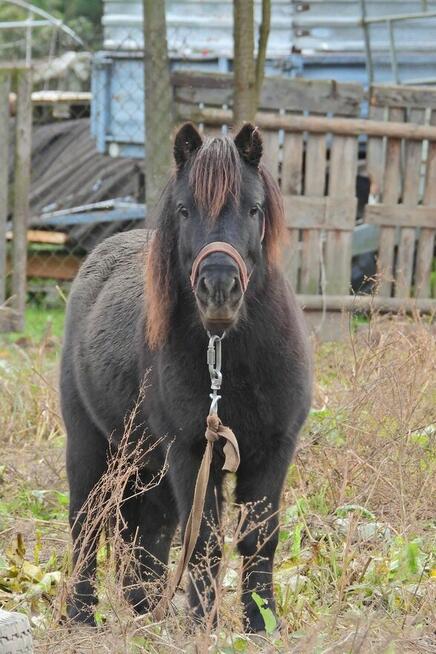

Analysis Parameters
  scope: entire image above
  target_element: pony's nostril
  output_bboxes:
[198,275,210,298]
[231,277,239,293]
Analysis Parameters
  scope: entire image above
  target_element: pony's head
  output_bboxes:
[146,122,286,349]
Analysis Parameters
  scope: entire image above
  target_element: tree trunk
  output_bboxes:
[233,0,256,126]
[233,0,271,127]
[255,0,271,104]
[143,0,173,225]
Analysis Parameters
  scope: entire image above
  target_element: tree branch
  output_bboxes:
[255,0,271,107]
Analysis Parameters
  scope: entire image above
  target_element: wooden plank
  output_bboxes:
[0,71,10,306]
[261,129,280,182]
[416,110,436,299]
[173,71,363,115]
[370,84,436,110]
[283,196,357,230]
[364,205,435,228]
[281,130,303,195]
[377,107,404,296]
[260,77,363,116]
[31,90,91,105]
[9,90,91,114]
[301,123,326,294]
[305,133,326,198]
[6,229,68,245]
[396,108,426,298]
[12,69,32,332]
[382,108,404,205]
[300,227,320,295]
[297,293,436,314]
[366,105,385,200]
[325,134,358,295]
[281,126,303,290]
[282,230,300,291]
[177,105,436,141]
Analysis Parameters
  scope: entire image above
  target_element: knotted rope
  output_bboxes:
[153,413,240,621]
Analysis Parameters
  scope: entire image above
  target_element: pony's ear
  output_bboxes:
[234,123,263,167]
[174,123,203,170]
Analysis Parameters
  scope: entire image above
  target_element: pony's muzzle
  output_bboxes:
[195,253,243,330]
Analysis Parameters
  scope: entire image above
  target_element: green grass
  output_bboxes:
[1,305,65,344]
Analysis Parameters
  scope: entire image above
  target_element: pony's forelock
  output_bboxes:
[188,137,242,219]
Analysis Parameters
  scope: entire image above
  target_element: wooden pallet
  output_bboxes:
[365,84,436,301]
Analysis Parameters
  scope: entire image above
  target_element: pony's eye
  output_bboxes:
[249,206,258,217]
[179,206,189,219]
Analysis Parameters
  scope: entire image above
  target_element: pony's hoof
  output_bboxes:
[244,610,283,636]
[67,603,97,627]
[125,587,158,616]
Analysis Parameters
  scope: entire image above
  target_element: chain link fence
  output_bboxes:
[1,7,148,338]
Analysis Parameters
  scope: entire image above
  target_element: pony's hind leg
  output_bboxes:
[64,391,109,626]
[120,470,177,614]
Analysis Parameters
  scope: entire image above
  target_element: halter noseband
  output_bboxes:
[190,242,250,292]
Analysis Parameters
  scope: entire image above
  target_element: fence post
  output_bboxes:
[11,68,32,332]
[0,70,10,308]
[143,0,173,226]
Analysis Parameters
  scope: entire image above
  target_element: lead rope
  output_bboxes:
[152,334,240,621]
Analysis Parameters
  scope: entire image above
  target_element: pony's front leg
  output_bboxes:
[168,444,224,624]
[235,445,293,633]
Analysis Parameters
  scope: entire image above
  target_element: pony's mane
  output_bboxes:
[258,163,288,268]
[189,136,242,220]
[146,134,287,350]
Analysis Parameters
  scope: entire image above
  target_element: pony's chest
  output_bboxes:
[220,358,287,429]
[158,349,290,440]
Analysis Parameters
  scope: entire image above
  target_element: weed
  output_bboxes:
[0,313,434,652]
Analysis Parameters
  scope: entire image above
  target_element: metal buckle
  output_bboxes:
[207,331,225,415]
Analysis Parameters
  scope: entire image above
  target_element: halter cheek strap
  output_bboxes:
[190,242,250,292]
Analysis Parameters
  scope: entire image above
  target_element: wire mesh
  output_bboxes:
[0,8,147,336]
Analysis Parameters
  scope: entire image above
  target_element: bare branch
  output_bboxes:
[255,0,271,106]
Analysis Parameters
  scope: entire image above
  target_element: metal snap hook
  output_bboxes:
[206,331,226,415]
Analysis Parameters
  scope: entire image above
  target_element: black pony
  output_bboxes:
[60,123,312,631]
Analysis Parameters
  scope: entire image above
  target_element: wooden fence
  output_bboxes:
[366,85,436,301]
[175,72,436,334]
[0,67,32,332]
[1,70,435,336]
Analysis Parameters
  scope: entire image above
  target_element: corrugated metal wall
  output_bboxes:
[102,0,436,56]
[102,0,292,56]
[292,1,436,54]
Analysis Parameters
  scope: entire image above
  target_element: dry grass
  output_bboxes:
[0,312,435,653]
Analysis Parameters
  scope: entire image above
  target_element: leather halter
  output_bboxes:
[190,241,250,292]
